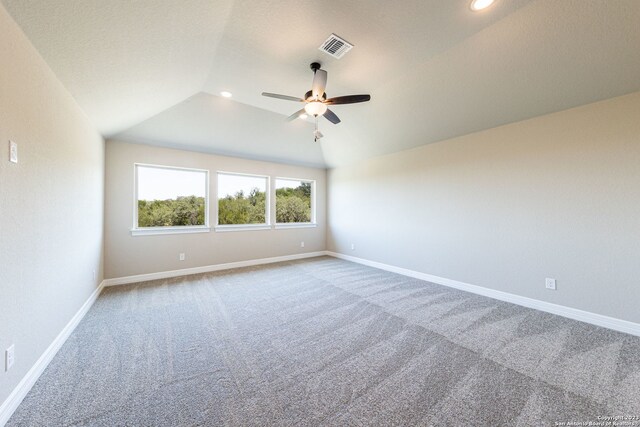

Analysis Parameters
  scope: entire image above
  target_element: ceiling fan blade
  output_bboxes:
[262,92,304,102]
[311,69,327,99]
[286,108,307,121]
[325,94,371,105]
[323,109,341,124]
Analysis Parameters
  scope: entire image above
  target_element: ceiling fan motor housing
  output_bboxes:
[305,90,326,101]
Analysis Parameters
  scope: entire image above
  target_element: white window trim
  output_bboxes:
[214,224,272,233]
[274,223,317,229]
[274,177,316,226]
[216,171,270,229]
[131,163,210,236]
[131,226,211,236]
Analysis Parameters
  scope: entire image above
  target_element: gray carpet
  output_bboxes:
[8,256,640,426]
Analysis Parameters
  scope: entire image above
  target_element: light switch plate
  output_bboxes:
[6,344,15,371]
[9,140,18,163]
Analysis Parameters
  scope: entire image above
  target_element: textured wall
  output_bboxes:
[104,140,326,279]
[328,92,640,323]
[0,3,104,407]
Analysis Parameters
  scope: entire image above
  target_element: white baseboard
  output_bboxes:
[326,251,640,337]
[103,251,329,287]
[0,281,105,427]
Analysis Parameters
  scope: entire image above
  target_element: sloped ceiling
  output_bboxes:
[116,93,326,168]
[4,0,640,167]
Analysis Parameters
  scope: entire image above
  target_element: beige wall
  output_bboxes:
[328,91,640,324]
[104,140,326,279]
[0,3,104,406]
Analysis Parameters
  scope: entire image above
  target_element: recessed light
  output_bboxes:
[220,91,232,98]
[299,113,308,120]
[470,0,495,11]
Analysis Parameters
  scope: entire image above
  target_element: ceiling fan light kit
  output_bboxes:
[304,101,327,116]
[262,62,371,142]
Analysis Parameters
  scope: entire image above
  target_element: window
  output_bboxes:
[133,164,209,235]
[275,178,315,225]
[217,172,269,229]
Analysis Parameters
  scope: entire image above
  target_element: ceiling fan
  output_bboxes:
[262,62,371,141]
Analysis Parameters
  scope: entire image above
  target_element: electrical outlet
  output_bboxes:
[545,278,557,290]
[92,270,96,281]
[179,253,185,261]
[9,140,18,163]
[300,241,305,248]
[351,243,355,251]
[6,344,15,371]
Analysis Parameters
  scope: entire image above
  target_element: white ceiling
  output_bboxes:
[4,0,640,167]
[116,92,326,167]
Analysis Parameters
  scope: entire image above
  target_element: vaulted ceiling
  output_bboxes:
[4,0,640,167]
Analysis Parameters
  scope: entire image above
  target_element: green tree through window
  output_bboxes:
[138,196,205,227]
[135,165,208,228]
[275,179,312,223]
[217,173,268,225]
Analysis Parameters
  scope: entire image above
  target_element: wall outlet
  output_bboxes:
[9,140,18,163]
[300,241,305,248]
[179,253,185,261]
[92,270,96,281]
[6,344,15,371]
[351,243,355,251]
[545,278,557,290]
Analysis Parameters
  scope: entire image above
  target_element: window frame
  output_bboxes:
[131,163,210,236]
[215,171,271,232]
[274,177,317,229]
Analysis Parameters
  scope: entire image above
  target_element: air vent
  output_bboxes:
[319,33,354,59]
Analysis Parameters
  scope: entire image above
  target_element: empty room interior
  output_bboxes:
[1,0,640,425]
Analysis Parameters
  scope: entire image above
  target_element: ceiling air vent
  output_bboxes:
[319,33,354,59]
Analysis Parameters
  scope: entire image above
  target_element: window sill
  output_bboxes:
[215,224,271,233]
[275,223,317,229]
[130,226,210,236]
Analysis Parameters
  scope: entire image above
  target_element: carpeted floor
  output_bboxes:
[8,256,640,426]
